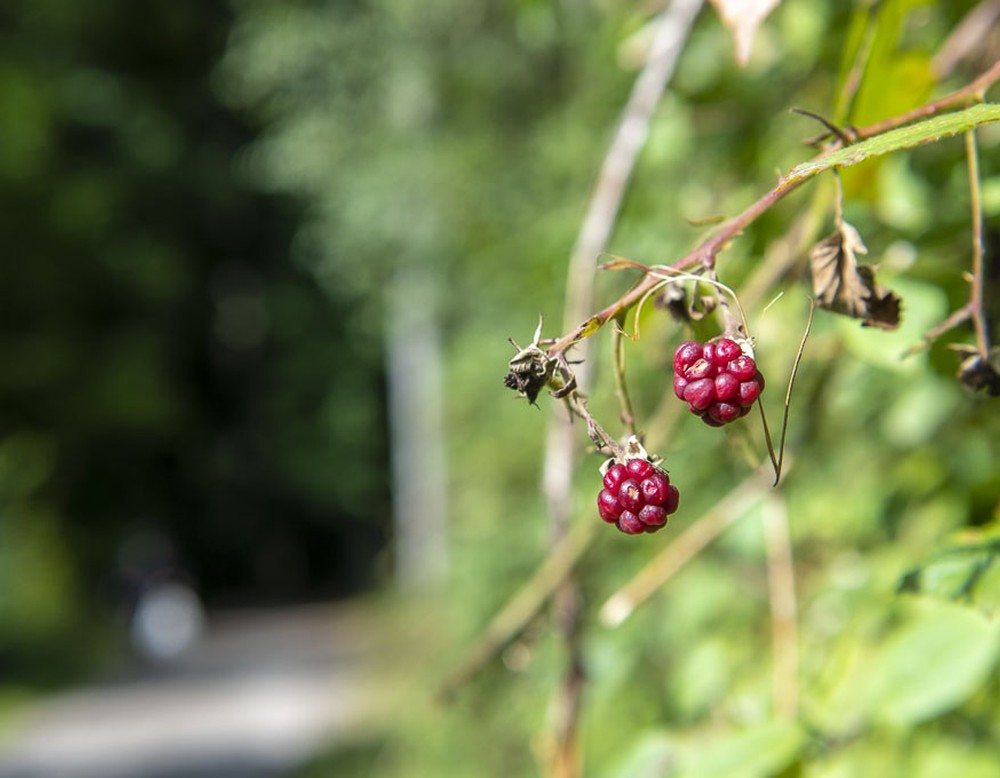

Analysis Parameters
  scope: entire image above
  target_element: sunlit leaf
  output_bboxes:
[786,104,1000,183]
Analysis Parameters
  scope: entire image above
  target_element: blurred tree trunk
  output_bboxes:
[386,270,448,588]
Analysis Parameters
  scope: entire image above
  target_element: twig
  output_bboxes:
[770,299,814,485]
[763,494,798,718]
[901,129,991,358]
[565,391,626,459]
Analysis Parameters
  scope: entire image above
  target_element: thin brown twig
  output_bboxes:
[908,127,993,357]
[771,299,814,485]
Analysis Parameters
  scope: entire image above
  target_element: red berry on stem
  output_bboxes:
[597,457,679,534]
[672,338,763,427]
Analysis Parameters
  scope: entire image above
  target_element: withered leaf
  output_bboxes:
[810,220,901,329]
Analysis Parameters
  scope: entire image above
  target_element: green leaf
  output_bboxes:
[863,597,1000,726]
[785,104,1000,185]
[676,718,806,778]
[609,731,674,778]
[899,526,1000,615]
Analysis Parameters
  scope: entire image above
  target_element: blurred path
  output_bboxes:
[0,602,383,778]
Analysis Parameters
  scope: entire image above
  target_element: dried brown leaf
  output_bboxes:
[810,221,901,329]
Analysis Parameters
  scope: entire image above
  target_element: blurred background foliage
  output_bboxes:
[2,0,1000,776]
[0,0,388,688]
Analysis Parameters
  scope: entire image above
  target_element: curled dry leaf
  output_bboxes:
[810,220,901,329]
[709,0,782,66]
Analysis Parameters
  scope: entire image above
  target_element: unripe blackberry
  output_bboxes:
[596,458,679,534]
[671,338,764,426]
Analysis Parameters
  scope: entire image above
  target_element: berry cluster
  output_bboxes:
[672,338,764,426]
[598,459,679,534]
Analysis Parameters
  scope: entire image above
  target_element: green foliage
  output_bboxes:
[219,0,999,776]
[0,0,391,684]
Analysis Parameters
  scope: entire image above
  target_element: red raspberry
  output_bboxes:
[671,338,764,426]
[596,458,680,534]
